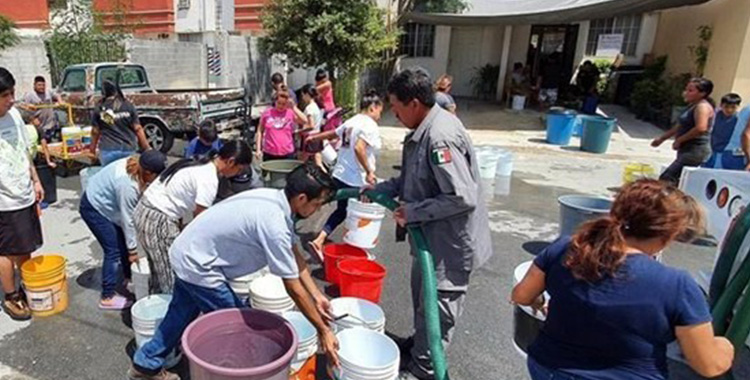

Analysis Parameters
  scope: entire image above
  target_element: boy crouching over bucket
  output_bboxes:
[128,163,340,380]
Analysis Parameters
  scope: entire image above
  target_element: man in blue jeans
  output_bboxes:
[128,163,340,380]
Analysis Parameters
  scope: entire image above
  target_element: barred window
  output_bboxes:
[586,15,643,56]
[399,23,435,58]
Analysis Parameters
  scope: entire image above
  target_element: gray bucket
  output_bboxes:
[259,160,303,189]
[558,195,613,237]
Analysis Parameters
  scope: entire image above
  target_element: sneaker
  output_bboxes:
[397,370,422,380]
[2,293,32,321]
[127,367,180,380]
[98,294,133,310]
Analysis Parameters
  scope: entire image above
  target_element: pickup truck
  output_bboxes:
[56,63,253,153]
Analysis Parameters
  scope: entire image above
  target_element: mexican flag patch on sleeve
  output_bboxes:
[431,147,452,165]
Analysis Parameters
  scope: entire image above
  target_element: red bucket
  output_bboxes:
[323,244,369,285]
[338,258,387,303]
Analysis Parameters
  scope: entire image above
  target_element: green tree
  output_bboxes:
[0,15,20,52]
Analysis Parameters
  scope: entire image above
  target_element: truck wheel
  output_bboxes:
[142,118,174,153]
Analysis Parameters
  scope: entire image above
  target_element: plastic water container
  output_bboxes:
[131,294,181,368]
[335,328,400,380]
[182,308,298,380]
[558,195,613,237]
[323,244,370,286]
[476,147,505,179]
[282,311,318,372]
[494,175,511,196]
[343,199,386,250]
[546,110,577,145]
[20,255,68,317]
[81,126,93,150]
[62,126,83,154]
[321,141,337,165]
[622,163,656,184]
[250,274,295,315]
[331,297,386,333]
[228,266,269,305]
[512,261,549,357]
[581,117,617,154]
[512,95,526,111]
[260,160,303,189]
[131,257,150,301]
[338,258,387,304]
[79,166,102,192]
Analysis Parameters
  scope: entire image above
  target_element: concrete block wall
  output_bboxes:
[226,35,251,88]
[126,39,207,89]
[0,38,50,98]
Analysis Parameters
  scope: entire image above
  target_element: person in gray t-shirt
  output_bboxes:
[435,74,457,114]
[129,163,341,380]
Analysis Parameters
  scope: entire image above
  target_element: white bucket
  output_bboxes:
[335,328,400,380]
[331,297,386,333]
[494,175,511,196]
[343,199,386,250]
[495,151,514,177]
[512,95,526,111]
[228,266,269,304]
[79,166,102,192]
[283,311,319,371]
[62,126,82,154]
[81,126,93,150]
[131,294,181,368]
[476,147,505,179]
[250,274,295,314]
[322,141,338,165]
[131,257,150,301]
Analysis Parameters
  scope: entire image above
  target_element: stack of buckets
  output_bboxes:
[335,327,400,380]
[228,266,269,306]
[283,311,318,380]
[131,294,181,368]
[131,257,150,301]
[323,244,387,304]
[250,274,295,314]
[20,255,68,317]
[476,146,514,198]
[331,297,386,333]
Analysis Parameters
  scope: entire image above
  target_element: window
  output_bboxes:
[178,0,190,10]
[586,15,643,56]
[399,23,435,58]
[96,67,148,91]
[61,69,86,92]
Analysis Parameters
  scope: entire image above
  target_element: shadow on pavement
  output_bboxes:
[522,241,551,256]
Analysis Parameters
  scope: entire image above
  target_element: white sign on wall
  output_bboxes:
[596,34,624,57]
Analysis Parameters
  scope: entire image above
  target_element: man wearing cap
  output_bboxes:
[374,68,493,380]
[80,151,167,310]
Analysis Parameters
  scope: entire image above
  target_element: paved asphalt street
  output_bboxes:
[0,149,748,380]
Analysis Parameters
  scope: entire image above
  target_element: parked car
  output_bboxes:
[57,62,254,152]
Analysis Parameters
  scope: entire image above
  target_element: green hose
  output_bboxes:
[709,206,750,307]
[724,279,750,351]
[334,188,449,380]
[711,254,750,334]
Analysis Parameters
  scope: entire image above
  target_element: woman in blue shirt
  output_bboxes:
[512,179,734,379]
[79,151,167,310]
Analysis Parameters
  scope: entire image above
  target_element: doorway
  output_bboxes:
[447,26,484,97]
[526,25,579,93]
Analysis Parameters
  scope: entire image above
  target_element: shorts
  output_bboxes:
[0,203,43,255]
[539,88,558,104]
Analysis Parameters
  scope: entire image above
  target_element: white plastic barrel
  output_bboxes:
[250,274,295,315]
[331,297,386,333]
[512,95,526,111]
[131,257,150,301]
[343,199,386,250]
[283,311,318,372]
[131,294,181,368]
[322,141,338,165]
[335,328,400,380]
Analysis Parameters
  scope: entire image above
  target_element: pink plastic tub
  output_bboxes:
[182,308,298,380]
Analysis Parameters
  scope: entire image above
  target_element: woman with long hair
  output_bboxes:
[90,80,151,166]
[255,90,301,161]
[134,140,252,294]
[512,179,733,379]
[79,151,167,309]
[298,84,325,166]
[316,69,336,112]
[653,78,715,184]
[306,90,384,259]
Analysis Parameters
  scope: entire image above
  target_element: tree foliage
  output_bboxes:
[45,0,128,84]
[0,15,20,52]
[260,0,398,74]
[413,0,469,14]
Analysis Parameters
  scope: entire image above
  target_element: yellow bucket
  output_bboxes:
[21,255,69,317]
[623,163,656,184]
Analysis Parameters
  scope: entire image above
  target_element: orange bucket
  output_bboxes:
[338,258,387,303]
[323,244,368,285]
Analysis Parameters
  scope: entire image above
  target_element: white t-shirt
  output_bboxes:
[0,108,35,211]
[332,114,381,187]
[144,162,219,220]
[170,188,300,288]
[304,102,323,133]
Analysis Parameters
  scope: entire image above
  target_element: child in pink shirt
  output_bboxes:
[256,91,297,161]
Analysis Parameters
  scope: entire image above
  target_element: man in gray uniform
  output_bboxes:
[374,68,493,380]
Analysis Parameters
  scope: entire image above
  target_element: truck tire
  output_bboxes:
[141,118,174,153]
